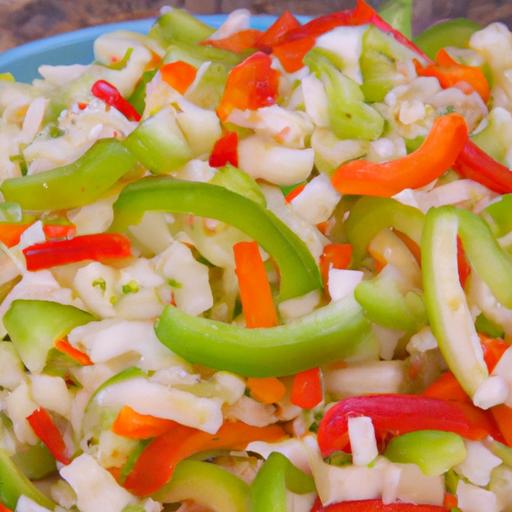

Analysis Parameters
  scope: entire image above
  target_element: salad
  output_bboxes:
[1,0,512,510]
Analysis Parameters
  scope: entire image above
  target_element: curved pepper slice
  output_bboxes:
[203,29,262,53]
[23,233,132,271]
[378,0,413,39]
[153,460,249,512]
[209,131,238,168]
[160,61,197,94]
[217,52,279,121]
[1,138,137,211]
[256,11,301,51]
[124,420,284,496]
[331,113,468,197]
[250,452,315,512]
[110,177,321,300]
[311,498,448,512]
[156,296,371,377]
[317,394,499,457]
[91,80,141,121]
[291,368,323,409]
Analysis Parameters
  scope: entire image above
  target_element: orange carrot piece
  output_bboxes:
[160,61,197,94]
[291,367,323,409]
[112,406,178,440]
[247,377,286,404]
[319,243,353,285]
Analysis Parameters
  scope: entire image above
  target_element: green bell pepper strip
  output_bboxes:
[304,48,384,141]
[0,448,56,510]
[482,194,512,238]
[148,8,215,46]
[488,439,512,467]
[384,430,466,476]
[163,40,243,68]
[0,202,22,223]
[250,452,315,512]
[0,138,137,211]
[379,0,413,39]
[152,460,249,512]
[185,61,229,110]
[124,108,193,175]
[414,18,481,61]
[210,164,266,207]
[475,313,505,339]
[345,196,425,264]
[12,444,57,480]
[3,299,94,374]
[155,295,371,377]
[128,69,157,116]
[110,177,321,300]
[472,109,512,166]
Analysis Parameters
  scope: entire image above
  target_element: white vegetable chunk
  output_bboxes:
[348,416,378,466]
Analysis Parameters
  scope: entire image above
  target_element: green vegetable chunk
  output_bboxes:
[379,0,413,39]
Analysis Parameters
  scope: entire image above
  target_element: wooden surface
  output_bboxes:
[1,0,512,52]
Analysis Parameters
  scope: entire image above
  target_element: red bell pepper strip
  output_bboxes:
[319,243,353,285]
[480,335,510,373]
[202,29,262,53]
[310,497,448,512]
[0,504,12,512]
[208,131,238,168]
[256,11,301,51]
[217,52,279,121]
[91,80,141,122]
[273,36,316,73]
[112,406,178,440]
[124,420,285,496]
[26,408,70,465]
[55,338,93,366]
[491,405,512,447]
[422,372,471,404]
[291,367,323,409]
[331,114,468,197]
[317,394,499,457]
[233,241,278,328]
[23,233,132,271]
[160,61,197,94]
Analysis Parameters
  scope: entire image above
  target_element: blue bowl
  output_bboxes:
[0,14,311,83]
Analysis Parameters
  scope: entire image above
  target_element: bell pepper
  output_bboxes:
[305,49,384,141]
[311,498,448,511]
[423,372,471,404]
[414,18,481,61]
[186,61,229,110]
[12,444,56,481]
[203,29,262,54]
[490,405,512,447]
[233,241,278,328]
[1,138,137,211]
[113,406,178,440]
[210,164,266,206]
[480,335,509,373]
[217,52,279,121]
[4,299,94,374]
[91,80,141,121]
[250,452,315,512]
[124,107,193,175]
[319,243,353,285]
[422,206,512,396]
[331,113,468,197]
[124,420,284,496]
[0,203,22,223]
[378,0,413,39]
[23,233,131,271]
[317,394,498,457]
[345,197,424,264]
[414,49,490,102]
[163,40,243,68]
[152,459,249,511]
[110,177,321,300]
[384,430,466,476]
[0,222,75,248]
[246,377,286,404]
[155,295,371,377]
[26,408,70,465]
[54,338,92,366]
[148,8,215,47]
[291,367,323,409]
[472,108,512,167]
[209,131,238,168]
[256,11,301,51]
[483,194,512,238]
[0,448,55,510]
[160,61,197,94]
[127,69,157,116]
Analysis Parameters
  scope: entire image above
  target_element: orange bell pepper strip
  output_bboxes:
[479,335,510,373]
[331,113,468,197]
[202,29,262,53]
[112,406,179,440]
[55,338,92,366]
[256,11,301,51]
[0,504,12,512]
[273,36,316,73]
[492,405,512,447]
[26,408,70,465]
[217,52,279,121]
[310,497,449,512]
[422,371,472,404]
[291,367,323,409]
[208,131,238,168]
[160,61,197,94]
[0,223,28,247]
[285,183,306,203]
[233,241,278,328]
[247,377,287,404]
[414,49,490,102]
[42,223,76,240]
[124,420,285,496]
[319,243,353,285]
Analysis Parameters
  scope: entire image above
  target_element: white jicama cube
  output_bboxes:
[456,480,500,512]
[455,440,502,486]
[328,269,364,302]
[348,416,378,466]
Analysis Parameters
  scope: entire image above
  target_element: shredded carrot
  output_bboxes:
[160,61,197,94]
[113,406,178,440]
[233,241,278,328]
[319,243,353,285]
[55,338,93,366]
[247,377,286,404]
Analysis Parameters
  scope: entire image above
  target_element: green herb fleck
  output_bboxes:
[122,280,140,294]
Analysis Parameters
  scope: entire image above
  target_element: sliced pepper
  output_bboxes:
[203,29,262,54]
[110,177,321,300]
[12,444,56,481]
[54,338,92,366]
[256,11,301,51]
[319,244,353,286]
[91,80,141,121]
[209,131,238,168]
[153,459,249,512]
[246,377,286,405]
[311,498,448,511]
[160,61,197,94]
[155,295,371,377]
[217,52,279,121]
[291,368,323,409]
[210,164,266,206]
[113,406,178,440]
[331,113,468,197]
[163,40,243,68]
[127,69,157,116]
[23,233,131,271]
[124,420,284,496]
[378,0,413,39]
[1,138,137,211]
[317,394,498,457]
[250,452,315,512]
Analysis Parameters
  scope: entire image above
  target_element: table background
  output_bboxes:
[1,0,511,52]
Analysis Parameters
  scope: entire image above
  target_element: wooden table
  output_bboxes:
[1,0,511,52]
